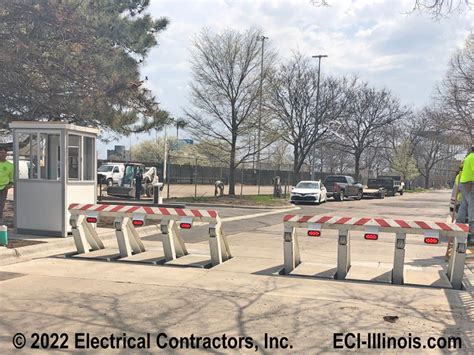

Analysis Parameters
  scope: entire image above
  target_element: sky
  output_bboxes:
[97,0,473,158]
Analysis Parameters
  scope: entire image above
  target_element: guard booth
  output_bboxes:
[10,122,99,237]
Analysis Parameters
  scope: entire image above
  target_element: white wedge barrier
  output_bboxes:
[69,203,232,267]
[283,214,468,290]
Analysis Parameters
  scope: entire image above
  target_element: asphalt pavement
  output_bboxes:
[1,190,472,354]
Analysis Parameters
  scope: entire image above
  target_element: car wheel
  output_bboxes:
[356,190,363,200]
[107,178,113,187]
[400,189,404,196]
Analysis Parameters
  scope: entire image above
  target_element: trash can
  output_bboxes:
[0,225,8,246]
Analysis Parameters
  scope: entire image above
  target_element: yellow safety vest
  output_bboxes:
[460,153,474,183]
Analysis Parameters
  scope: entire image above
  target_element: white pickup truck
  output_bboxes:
[97,163,124,186]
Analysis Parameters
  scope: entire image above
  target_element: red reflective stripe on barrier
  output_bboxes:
[415,221,431,230]
[126,206,140,213]
[111,205,124,212]
[316,216,332,224]
[143,206,154,215]
[435,222,452,231]
[80,204,94,211]
[298,215,312,223]
[95,204,109,211]
[208,210,218,218]
[456,224,469,232]
[159,208,170,215]
[394,219,410,228]
[284,214,295,222]
[176,209,187,217]
[335,217,351,224]
[69,203,79,209]
[374,218,390,228]
[354,217,371,226]
[191,210,203,218]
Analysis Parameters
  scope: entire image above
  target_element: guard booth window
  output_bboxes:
[68,134,95,181]
[83,137,94,181]
[39,133,60,180]
[18,133,60,180]
[68,135,80,180]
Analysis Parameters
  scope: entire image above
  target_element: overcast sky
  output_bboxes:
[98,0,473,158]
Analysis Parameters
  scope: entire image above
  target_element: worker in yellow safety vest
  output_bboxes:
[459,145,474,245]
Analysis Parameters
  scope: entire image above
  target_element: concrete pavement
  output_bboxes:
[0,190,473,353]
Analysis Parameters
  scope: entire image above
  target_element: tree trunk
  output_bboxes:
[292,144,299,185]
[228,135,237,195]
[424,174,430,189]
[354,152,361,181]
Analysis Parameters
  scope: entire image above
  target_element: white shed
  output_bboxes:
[10,121,99,237]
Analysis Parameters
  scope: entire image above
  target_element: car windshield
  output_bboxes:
[296,182,319,189]
[98,165,113,172]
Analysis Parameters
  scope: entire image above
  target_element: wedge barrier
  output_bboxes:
[68,203,232,267]
[283,214,468,290]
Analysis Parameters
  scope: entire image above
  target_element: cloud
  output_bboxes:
[98,0,473,157]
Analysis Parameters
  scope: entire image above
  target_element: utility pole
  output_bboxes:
[257,35,268,194]
[310,54,328,180]
[163,125,168,186]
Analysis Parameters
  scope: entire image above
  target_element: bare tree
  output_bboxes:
[413,107,464,188]
[185,28,275,195]
[333,80,410,181]
[267,53,348,183]
[412,0,473,17]
[438,34,474,144]
[311,0,473,17]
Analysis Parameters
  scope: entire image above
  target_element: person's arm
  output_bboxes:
[6,164,14,189]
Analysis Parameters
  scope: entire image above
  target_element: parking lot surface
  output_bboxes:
[0,190,473,353]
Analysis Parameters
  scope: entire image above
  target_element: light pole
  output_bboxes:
[310,54,328,180]
[257,35,268,194]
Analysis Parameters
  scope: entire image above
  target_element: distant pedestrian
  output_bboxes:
[135,168,143,200]
[0,147,14,224]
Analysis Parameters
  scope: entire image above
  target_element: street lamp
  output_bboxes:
[310,54,328,180]
[257,35,268,194]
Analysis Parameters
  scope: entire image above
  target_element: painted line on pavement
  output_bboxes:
[221,206,300,223]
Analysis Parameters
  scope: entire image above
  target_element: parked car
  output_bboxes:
[97,163,125,186]
[290,180,327,205]
[324,175,363,201]
[363,178,388,199]
[377,175,404,196]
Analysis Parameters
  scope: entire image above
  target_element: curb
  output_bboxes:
[170,202,292,210]
[0,225,159,266]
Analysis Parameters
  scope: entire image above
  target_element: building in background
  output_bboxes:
[107,145,130,161]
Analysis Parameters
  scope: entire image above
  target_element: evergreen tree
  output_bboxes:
[0,0,170,135]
